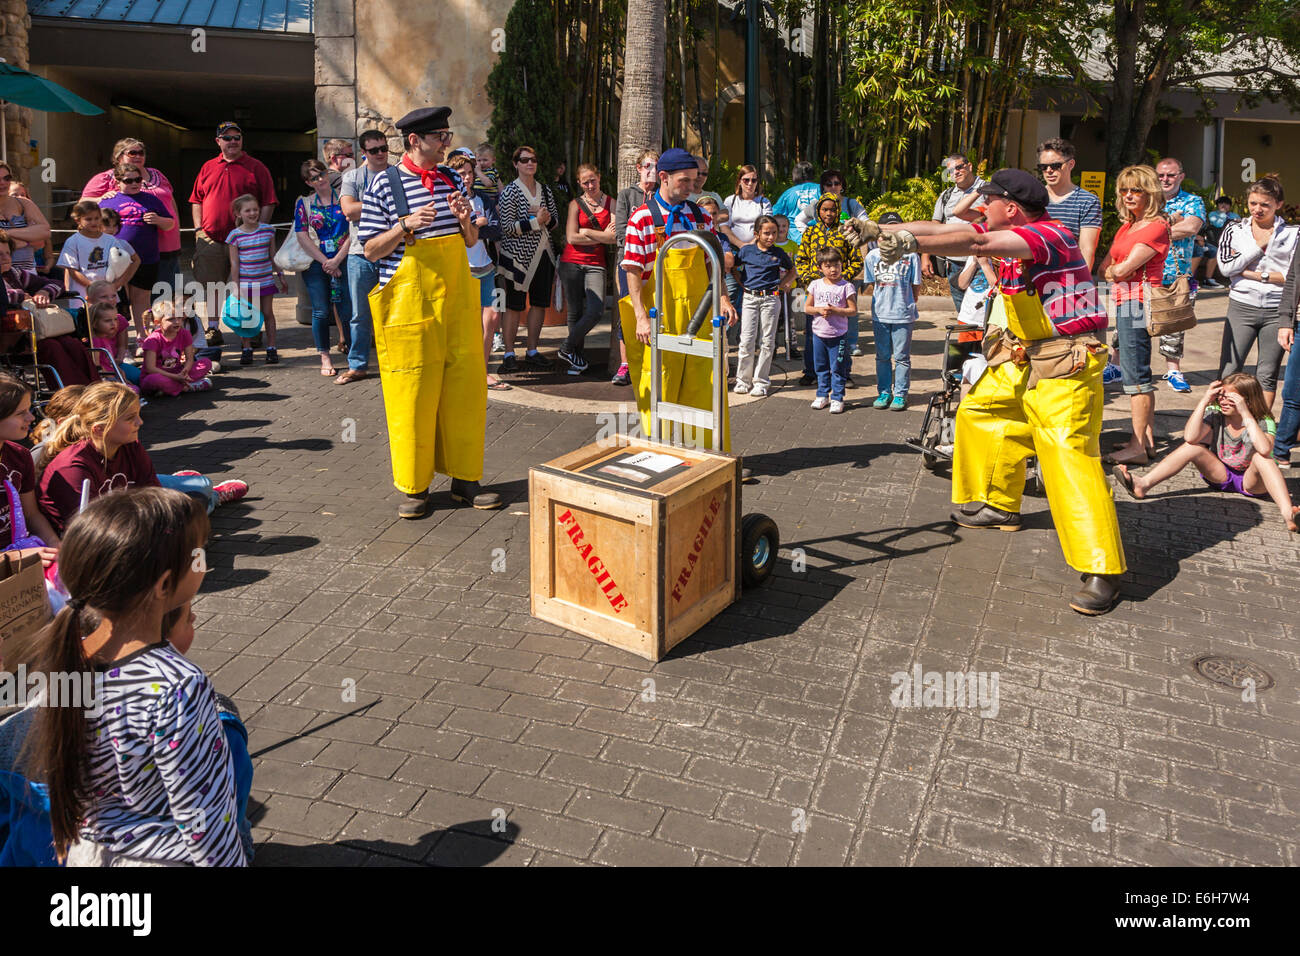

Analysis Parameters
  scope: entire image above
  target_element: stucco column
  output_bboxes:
[0,0,32,178]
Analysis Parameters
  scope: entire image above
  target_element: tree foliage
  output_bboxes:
[486,0,566,174]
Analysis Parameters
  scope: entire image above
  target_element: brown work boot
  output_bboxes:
[1069,574,1121,615]
[950,504,1021,531]
[450,479,503,510]
[397,491,430,519]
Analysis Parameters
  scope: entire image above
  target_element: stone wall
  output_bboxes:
[316,0,514,152]
[0,0,32,178]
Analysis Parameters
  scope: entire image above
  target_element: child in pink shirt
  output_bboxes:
[140,301,212,396]
[89,303,140,392]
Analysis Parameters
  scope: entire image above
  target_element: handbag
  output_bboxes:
[273,228,313,272]
[1145,228,1197,335]
[24,300,75,340]
[220,294,264,337]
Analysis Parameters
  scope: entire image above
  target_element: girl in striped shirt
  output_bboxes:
[226,194,284,365]
[20,487,248,866]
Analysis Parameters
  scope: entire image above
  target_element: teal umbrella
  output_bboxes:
[0,59,104,161]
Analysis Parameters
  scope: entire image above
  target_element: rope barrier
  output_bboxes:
[47,221,297,236]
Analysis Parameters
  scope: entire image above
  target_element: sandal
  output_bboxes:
[487,378,512,391]
[321,365,337,377]
[1111,464,1138,499]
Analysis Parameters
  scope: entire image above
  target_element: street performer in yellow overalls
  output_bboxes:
[620,148,739,451]
[360,106,502,518]
[847,169,1126,615]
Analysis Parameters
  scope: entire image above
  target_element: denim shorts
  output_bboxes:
[1115,297,1156,394]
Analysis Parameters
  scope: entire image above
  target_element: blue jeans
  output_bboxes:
[303,261,352,354]
[873,318,914,396]
[158,472,216,514]
[345,255,378,372]
[218,711,255,864]
[813,333,847,401]
[1115,297,1156,395]
[1275,342,1300,461]
[119,362,141,385]
[948,268,966,312]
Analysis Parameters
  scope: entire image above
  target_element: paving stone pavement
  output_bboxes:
[153,314,1300,867]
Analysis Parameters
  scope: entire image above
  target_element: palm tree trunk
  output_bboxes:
[619,0,667,190]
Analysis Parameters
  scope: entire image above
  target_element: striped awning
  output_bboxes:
[27,0,313,34]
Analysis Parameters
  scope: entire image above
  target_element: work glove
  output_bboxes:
[840,218,880,248]
[875,229,918,267]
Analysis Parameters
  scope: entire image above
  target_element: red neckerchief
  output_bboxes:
[401,154,455,196]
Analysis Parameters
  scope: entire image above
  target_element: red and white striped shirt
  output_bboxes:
[620,194,717,280]
[975,218,1107,336]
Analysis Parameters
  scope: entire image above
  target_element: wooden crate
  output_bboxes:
[530,436,741,661]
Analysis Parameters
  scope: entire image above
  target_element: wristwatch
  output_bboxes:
[1261,271,1272,283]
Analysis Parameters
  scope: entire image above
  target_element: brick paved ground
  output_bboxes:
[157,300,1299,866]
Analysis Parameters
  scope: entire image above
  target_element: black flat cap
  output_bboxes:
[396,107,452,137]
[977,168,1048,212]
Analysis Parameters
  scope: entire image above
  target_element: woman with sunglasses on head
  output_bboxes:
[720,167,773,317]
[81,139,182,300]
[96,163,176,340]
[0,161,51,275]
[1097,165,1169,467]
[295,159,352,376]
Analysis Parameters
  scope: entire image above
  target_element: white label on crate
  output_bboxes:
[618,451,688,473]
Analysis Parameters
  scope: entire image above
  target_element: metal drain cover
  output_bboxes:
[1191,655,1275,692]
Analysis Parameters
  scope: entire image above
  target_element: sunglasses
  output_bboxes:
[518,157,538,164]
[219,135,242,142]
[1118,187,1145,195]
[1156,173,1180,180]
[125,149,145,156]
[421,131,453,143]
[118,178,143,185]
[364,145,389,155]
[740,177,758,183]
[306,173,326,183]
[1036,161,1066,172]
[826,180,843,187]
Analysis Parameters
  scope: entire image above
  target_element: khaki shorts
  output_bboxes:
[192,231,231,285]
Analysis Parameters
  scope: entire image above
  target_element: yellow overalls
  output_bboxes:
[952,289,1127,575]
[369,234,486,494]
[618,245,730,452]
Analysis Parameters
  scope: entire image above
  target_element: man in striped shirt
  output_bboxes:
[360,106,501,518]
[871,168,1125,616]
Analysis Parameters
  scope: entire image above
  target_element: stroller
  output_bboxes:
[906,322,1042,493]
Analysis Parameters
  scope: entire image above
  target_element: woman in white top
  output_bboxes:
[721,165,772,312]
[1217,177,1300,409]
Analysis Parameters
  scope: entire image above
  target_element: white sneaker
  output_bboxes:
[734,382,751,395]
[829,400,845,414]
[492,332,504,353]
[810,396,829,409]
[750,385,768,398]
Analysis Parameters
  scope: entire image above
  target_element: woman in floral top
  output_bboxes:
[294,159,352,376]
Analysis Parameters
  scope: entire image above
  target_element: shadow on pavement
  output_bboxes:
[251,814,522,867]
[744,441,913,476]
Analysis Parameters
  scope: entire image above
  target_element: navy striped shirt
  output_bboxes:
[1046,188,1103,241]
[357,163,466,288]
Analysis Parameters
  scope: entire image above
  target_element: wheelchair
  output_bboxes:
[906,322,1041,494]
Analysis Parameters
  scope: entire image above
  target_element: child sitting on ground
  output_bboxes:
[89,303,140,390]
[805,247,857,414]
[1113,373,1300,532]
[141,300,212,395]
[36,381,247,533]
[21,488,249,865]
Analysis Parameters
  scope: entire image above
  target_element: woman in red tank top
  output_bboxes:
[557,164,616,374]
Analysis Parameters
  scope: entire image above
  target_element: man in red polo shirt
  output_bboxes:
[189,121,277,346]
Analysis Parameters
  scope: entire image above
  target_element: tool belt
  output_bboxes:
[982,326,1106,389]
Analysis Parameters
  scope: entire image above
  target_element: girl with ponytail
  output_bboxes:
[22,487,247,865]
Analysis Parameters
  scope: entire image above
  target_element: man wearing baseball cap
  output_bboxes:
[358,106,501,518]
[854,167,1126,615]
[620,147,738,450]
[189,122,277,347]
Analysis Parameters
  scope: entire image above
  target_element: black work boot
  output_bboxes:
[1069,574,1121,615]
[950,504,1021,531]
[397,490,430,519]
[450,479,503,510]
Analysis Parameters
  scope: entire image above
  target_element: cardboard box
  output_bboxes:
[0,549,52,667]
[530,436,740,661]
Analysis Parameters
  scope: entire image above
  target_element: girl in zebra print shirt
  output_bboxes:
[21,487,248,866]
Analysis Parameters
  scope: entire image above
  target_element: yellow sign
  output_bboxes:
[1080,171,1106,204]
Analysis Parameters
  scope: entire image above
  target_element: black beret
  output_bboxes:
[396,107,452,137]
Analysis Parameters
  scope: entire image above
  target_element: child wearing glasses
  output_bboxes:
[97,162,175,347]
